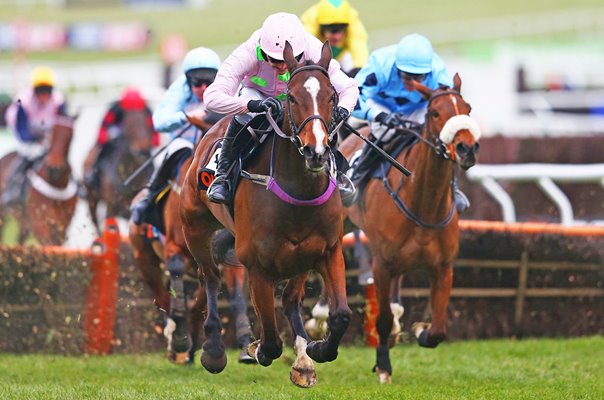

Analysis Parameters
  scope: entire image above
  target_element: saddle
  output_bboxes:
[197,114,274,213]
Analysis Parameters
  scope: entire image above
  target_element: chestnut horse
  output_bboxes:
[340,74,481,383]
[128,151,255,365]
[180,42,351,387]
[27,115,78,245]
[85,109,154,233]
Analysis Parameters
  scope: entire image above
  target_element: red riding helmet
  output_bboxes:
[119,87,146,111]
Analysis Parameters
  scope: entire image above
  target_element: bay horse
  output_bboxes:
[340,74,481,383]
[180,41,351,387]
[85,109,154,234]
[26,115,78,245]
[128,129,255,365]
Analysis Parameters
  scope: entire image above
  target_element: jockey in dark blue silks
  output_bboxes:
[2,66,67,207]
[130,47,223,224]
[350,33,469,211]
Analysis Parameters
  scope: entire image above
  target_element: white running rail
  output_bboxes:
[465,163,604,226]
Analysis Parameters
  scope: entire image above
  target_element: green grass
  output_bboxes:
[0,0,602,61]
[1,336,603,399]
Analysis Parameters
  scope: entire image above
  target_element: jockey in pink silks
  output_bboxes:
[204,12,359,205]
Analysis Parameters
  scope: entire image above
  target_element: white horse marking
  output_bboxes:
[304,76,326,155]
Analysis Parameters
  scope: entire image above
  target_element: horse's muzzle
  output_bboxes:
[455,142,479,170]
[302,145,330,172]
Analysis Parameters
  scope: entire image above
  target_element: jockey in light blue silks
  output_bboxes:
[131,47,223,224]
[350,33,469,211]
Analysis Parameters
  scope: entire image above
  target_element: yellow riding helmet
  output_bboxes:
[317,0,352,26]
[31,66,56,88]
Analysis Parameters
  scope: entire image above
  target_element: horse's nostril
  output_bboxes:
[302,145,314,160]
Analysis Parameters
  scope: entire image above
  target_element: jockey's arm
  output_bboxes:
[152,76,192,133]
[204,38,259,116]
[351,56,385,122]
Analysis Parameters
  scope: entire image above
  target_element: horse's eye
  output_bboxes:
[287,94,296,103]
[429,110,439,118]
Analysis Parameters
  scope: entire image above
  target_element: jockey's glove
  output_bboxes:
[334,106,350,124]
[375,112,400,128]
[247,97,283,117]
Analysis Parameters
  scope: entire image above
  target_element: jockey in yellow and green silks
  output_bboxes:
[301,0,369,77]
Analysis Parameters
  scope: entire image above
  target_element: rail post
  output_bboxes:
[84,218,121,354]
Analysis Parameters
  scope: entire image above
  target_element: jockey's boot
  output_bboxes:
[130,157,174,225]
[331,149,356,207]
[0,155,31,207]
[452,178,470,213]
[350,138,382,184]
[206,117,243,205]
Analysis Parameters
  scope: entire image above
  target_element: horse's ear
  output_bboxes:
[318,40,332,70]
[409,80,433,100]
[453,73,462,92]
[283,41,299,73]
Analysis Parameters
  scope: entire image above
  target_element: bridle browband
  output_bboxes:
[266,64,341,155]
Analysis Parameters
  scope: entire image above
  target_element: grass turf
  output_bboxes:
[1,336,602,399]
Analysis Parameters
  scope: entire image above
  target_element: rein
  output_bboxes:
[381,89,465,229]
[240,64,339,207]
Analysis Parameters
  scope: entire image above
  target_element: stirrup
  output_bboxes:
[337,172,356,207]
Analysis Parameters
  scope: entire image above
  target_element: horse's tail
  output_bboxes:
[211,229,238,267]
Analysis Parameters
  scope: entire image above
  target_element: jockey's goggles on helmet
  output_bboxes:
[34,85,53,95]
[320,23,348,35]
[260,49,303,65]
[186,68,217,88]
[398,70,427,83]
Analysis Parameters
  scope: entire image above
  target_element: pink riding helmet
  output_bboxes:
[259,12,306,60]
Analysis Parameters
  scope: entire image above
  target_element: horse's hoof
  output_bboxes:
[411,322,431,339]
[238,348,257,364]
[200,349,227,374]
[247,339,273,367]
[247,339,260,358]
[375,368,392,384]
[171,333,192,354]
[290,366,317,388]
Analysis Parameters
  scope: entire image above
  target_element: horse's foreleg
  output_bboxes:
[130,225,170,311]
[247,270,281,367]
[224,265,255,364]
[304,275,329,341]
[372,259,395,384]
[306,246,351,364]
[187,284,206,364]
[414,264,452,348]
[282,273,317,387]
[165,252,192,354]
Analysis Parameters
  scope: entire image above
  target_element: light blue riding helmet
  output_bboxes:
[395,33,433,74]
[182,46,221,74]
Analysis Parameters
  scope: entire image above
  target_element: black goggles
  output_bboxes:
[399,70,427,83]
[320,24,348,34]
[261,50,303,65]
[34,85,53,95]
[186,68,217,88]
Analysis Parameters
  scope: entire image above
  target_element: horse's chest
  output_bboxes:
[256,234,332,277]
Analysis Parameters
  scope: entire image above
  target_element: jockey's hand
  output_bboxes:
[375,112,400,128]
[334,106,350,124]
[185,109,211,129]
[247,97,283,117]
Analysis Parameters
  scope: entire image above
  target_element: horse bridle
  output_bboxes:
[423,89,465,160]
[267,64,341,155]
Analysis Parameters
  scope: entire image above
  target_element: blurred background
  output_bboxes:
[1,0,603,245]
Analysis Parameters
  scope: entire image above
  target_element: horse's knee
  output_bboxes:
[417,329,445,348]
